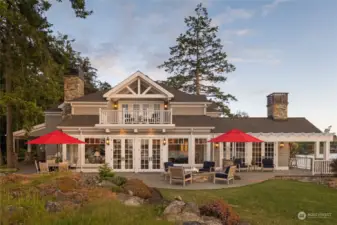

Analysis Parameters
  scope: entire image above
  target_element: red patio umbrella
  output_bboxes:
[27,130,85,144]
[209,129,263,162]
[209,129,263,143]
[27,130,85,162]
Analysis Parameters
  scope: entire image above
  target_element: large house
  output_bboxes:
[13,71,334,172]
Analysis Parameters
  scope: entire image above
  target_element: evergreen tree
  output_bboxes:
[158,3,236,116]
[0,0,92,167]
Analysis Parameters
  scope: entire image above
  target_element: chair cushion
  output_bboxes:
[164,162,174,171]
[203,161,215,169]
[185,173,192,179]
[199,168,209,172]
[262,159,274,166]
[224,166,230,174]
[215,173,228,179]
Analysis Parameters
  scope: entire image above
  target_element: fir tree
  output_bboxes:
[158,3,236,116]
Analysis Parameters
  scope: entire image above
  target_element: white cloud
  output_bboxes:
[212,7,254,26]
[262,0,291,16]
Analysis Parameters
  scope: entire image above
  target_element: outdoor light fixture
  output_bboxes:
[113,102,118,109]
[106,137,110,145]
[279,142,285,148]
[215,143,219,148]
[163,138,167,146]
[164,101,168,110]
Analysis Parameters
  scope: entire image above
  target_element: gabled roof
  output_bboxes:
[157,83,208,102]
[69,91,105,102]
[103,71,174,99]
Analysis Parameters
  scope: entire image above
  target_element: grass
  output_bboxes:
[161,180,337,225]
[1,173,336,225]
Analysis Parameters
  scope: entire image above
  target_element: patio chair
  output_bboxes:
[163,162,174,180]
[58,162,69,172]
[198,161,215,172]
[38,162,49,174]
[213,165,236,184]
[34,160,40,173]
[233,158,250,172]
[261,158,275,172]
[169,167,193,186]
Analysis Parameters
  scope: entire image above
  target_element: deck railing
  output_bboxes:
[312,160,333,175]
[99,109,172,125]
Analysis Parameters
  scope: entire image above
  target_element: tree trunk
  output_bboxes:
[5,72,14,168]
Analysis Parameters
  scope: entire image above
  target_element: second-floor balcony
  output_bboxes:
[99,109,172,125]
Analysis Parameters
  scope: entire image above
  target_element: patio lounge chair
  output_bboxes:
[38,162,49,174]
[169,167,193,186]
[261,158,275,172]
[199,161,215,172]
[163,162,174,180]
[213,165,236,184]
[233,158,250,172]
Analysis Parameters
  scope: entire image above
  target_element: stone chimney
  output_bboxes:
[267,93,288,120]
[64,68,84,102]
[63,68,84,116]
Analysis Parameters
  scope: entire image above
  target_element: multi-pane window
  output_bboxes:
[84,138,105,164]
[125,139,133,169]
[265,142,274,159]
[235,143,246,164]
[252,143,262,166]
[168,138,189,164]
[113,139,122,169]
[152,139,161,169]
[141,139,149,169]
[195,138,207,164]
[66,145,79,164]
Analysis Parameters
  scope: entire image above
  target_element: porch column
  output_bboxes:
[62,144,67,162]
[206,139,211,161]
[323,141,330,160]
[219,142,224,169]
[314,141,320,159]
[274,142,278,169]
[246,143,253,165]
[225,142,230,159]
[261,142,265,159]
[189,135,194,165]
[27,144,32,153]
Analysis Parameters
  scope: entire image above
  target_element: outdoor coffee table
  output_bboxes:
[192,172,214,183]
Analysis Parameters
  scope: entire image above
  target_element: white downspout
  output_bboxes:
[79,128,83,172]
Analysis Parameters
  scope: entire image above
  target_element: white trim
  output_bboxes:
[13,123,46,137]
[95,124,176,129]
[44,112,62,116]
[69,101,106,105]
[58,102,65,109]
[103,71,174,99]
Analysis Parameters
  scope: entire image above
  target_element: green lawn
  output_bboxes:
[161,180,337,225]
[1,174,336,225]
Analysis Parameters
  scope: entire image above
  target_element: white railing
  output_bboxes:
[291,155,313,170]
[312,160,333,175]
[99,109,172,125]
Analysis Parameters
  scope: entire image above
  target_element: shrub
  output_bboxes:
[200,200,240,225]
[122,178,152,199]
[111,185,124,193]
[98,163,115,180]
[330,159,337,177]
[106,176,127,186]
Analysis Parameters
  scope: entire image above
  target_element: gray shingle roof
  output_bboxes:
[57,115,321,133]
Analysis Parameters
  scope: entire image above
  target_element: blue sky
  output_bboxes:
[47,0,337,133]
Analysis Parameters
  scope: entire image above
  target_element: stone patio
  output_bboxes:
[16,163,312,190]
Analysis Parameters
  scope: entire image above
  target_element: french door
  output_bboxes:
[139,138,162,172]
[112,138,135,171]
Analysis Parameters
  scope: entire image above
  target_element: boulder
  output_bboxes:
[163,200,186,215]
[179,212,202,222]
[123,196,144,207]
[182,202,200,215]
[123,179,152,199]
[45,201,62,213]
[202,216,223,225]
[175,195,183,201]
[100,180,118,188]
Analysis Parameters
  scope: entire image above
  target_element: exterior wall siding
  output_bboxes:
[278,142,290,167]
[72,106,106,115]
